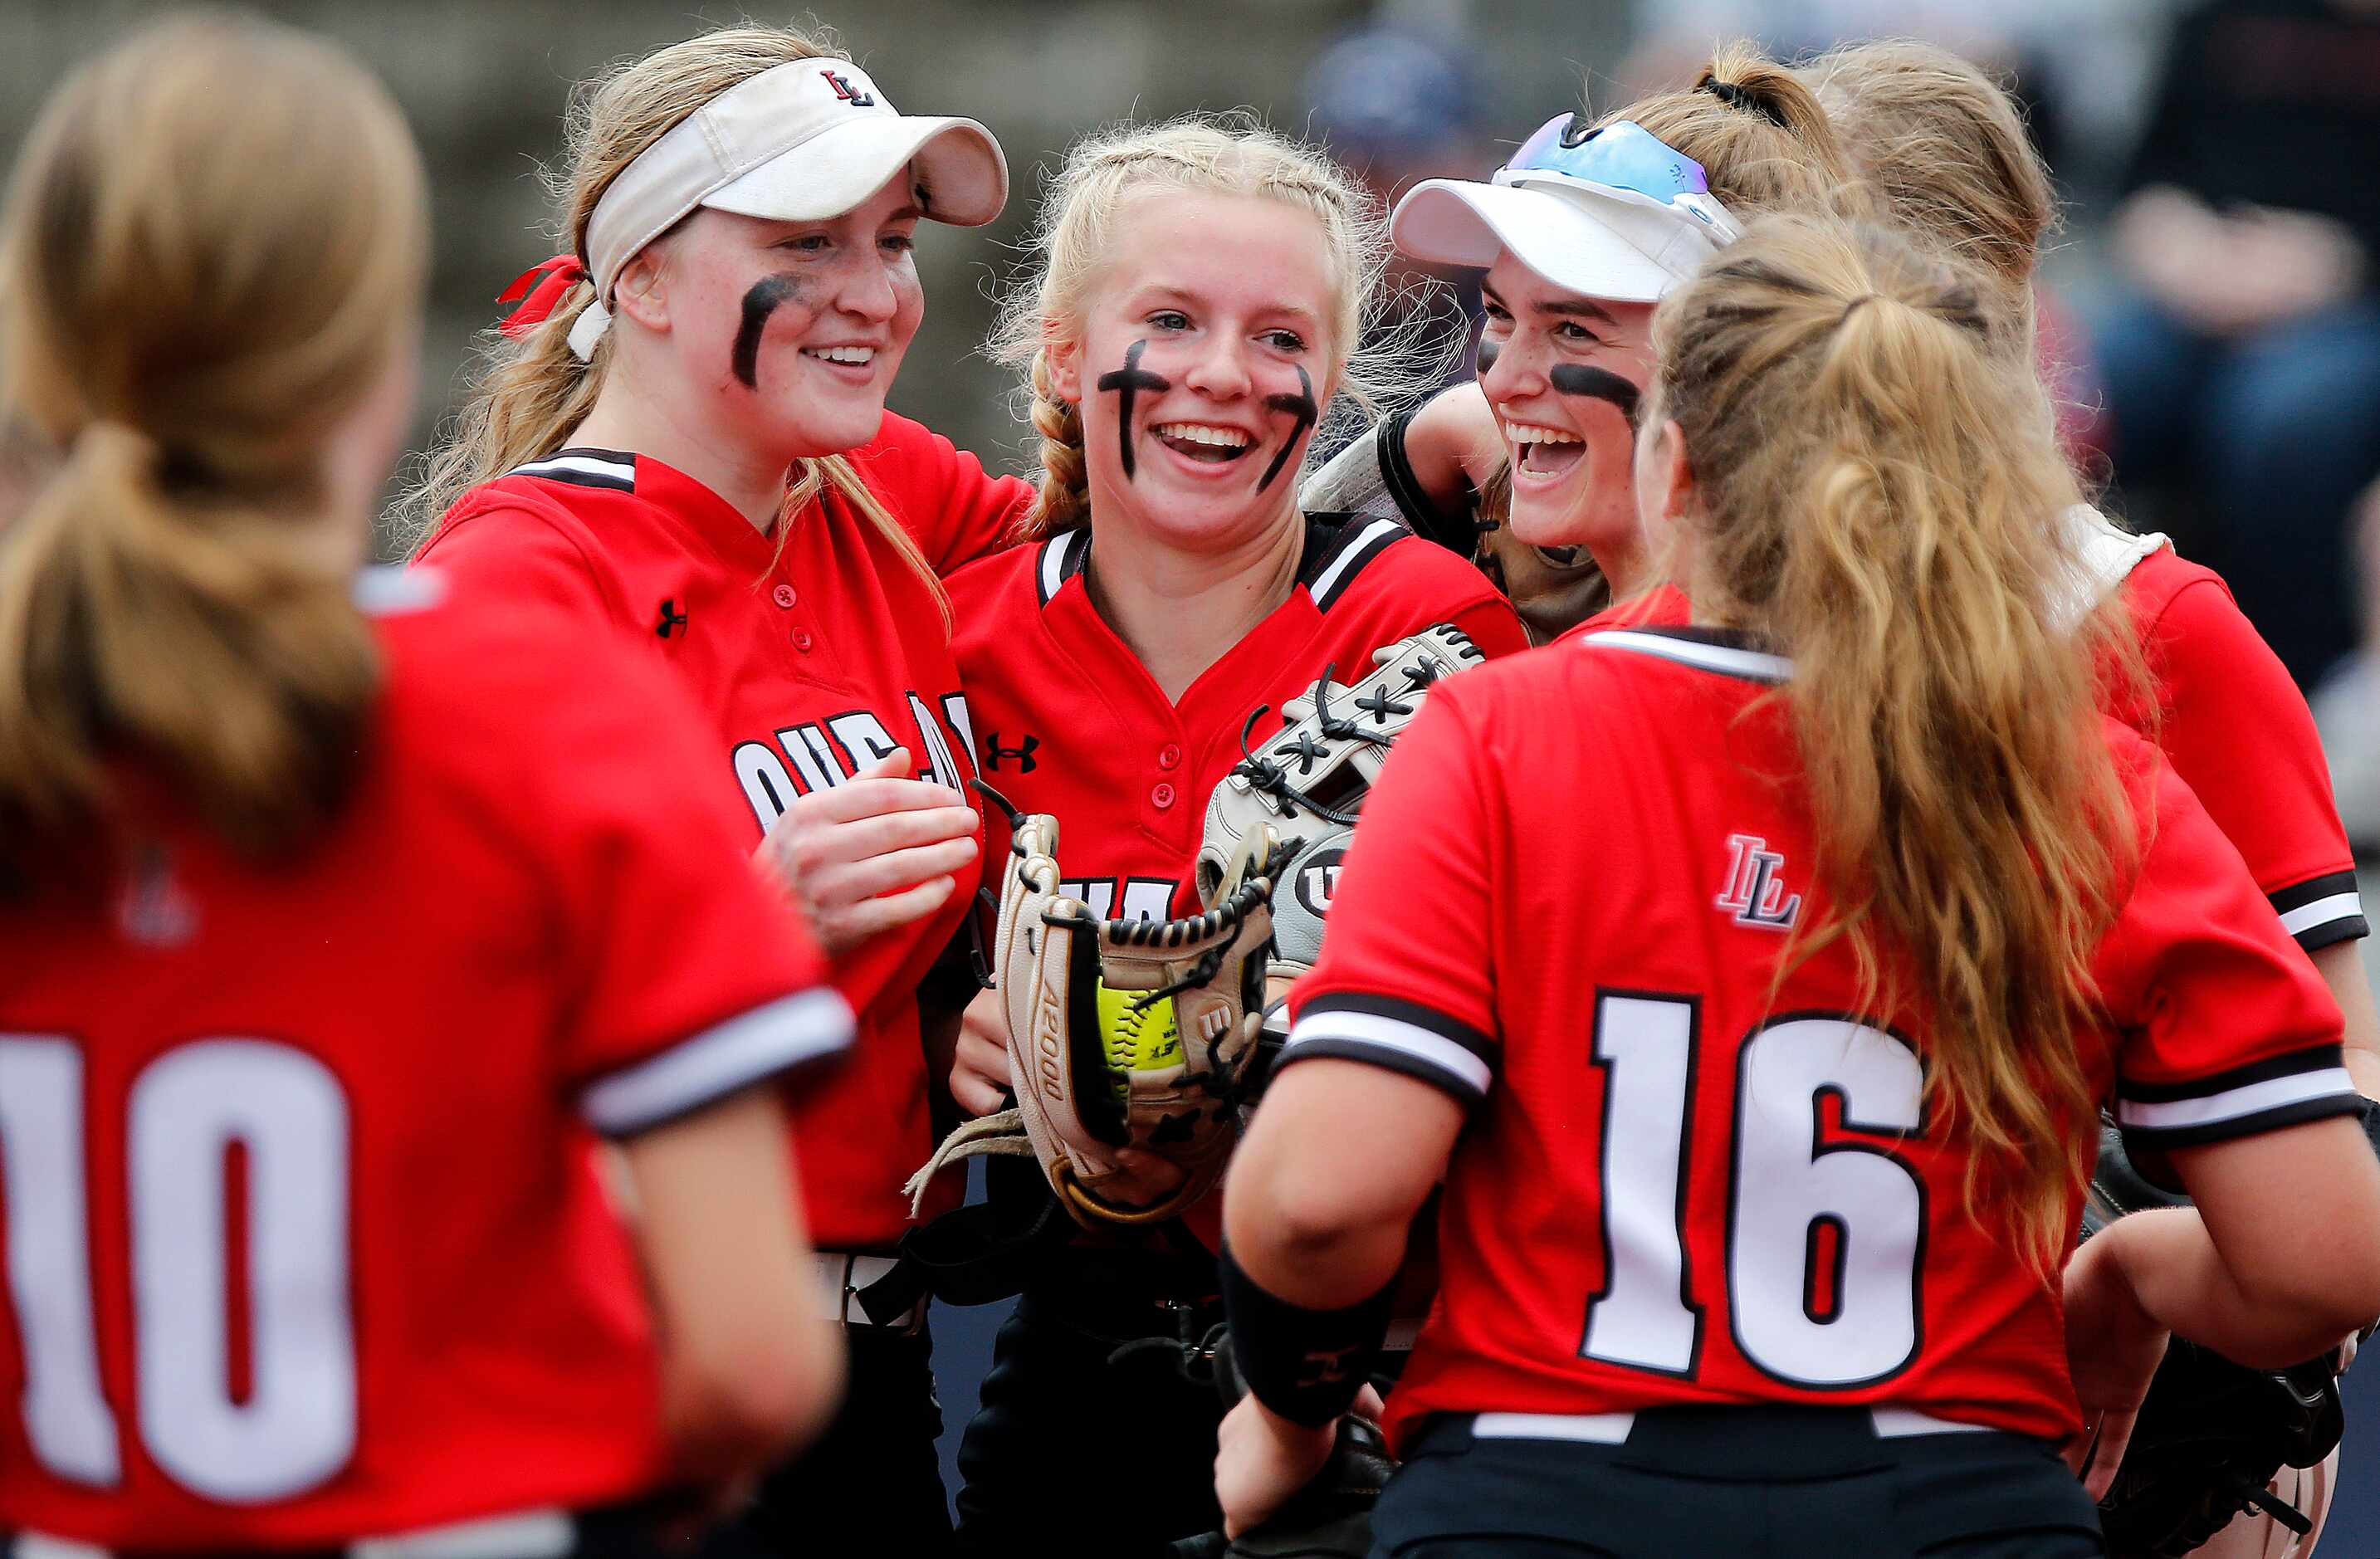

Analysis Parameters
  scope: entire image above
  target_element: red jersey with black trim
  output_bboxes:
[416,412,1031,1248]
[948,513,1528,926]
[949,514,1525,1246]
[0,570,852,1548]
[1576,522,2368,955]
[1284,623,2359,1449]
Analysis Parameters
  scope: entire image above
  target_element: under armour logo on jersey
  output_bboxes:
[984,731,1039,773]
[820,70,876,106]
[1715,833,1802,931]
[655,599,687,638]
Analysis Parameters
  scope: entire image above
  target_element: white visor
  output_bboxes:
[568,58,1006,360]
[1391,169,1740,305]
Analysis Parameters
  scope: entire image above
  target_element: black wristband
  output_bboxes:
[1379,393,1479,557]
[2360,1095,2380,1160]
[1219,1239,1394,1427]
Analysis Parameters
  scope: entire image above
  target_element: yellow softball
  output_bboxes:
[1096,984,1183,1074]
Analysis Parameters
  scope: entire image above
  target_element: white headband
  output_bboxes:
[566,58,1006,361]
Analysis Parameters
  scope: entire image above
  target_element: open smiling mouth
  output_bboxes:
[1508,423,1585,477]
[1154,422,1254,464]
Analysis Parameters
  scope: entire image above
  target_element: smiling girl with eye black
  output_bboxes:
[935,116,1527,1555]
[1301,46,1857,642]
[406,24,1043,1557]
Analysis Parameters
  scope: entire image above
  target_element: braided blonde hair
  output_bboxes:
[989,113,1430,538]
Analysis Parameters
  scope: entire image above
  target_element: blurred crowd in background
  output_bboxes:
[2,0,2373,863]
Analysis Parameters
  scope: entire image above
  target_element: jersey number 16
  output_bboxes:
[1581,992,1927,1390]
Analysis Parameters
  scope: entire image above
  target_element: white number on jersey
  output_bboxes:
[1579,995,1924,1387]
[1058,877,1175,923]
[0,1034,357,1501]
[733,701,971,828]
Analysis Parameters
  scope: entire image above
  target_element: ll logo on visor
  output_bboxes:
[821,70,876,107]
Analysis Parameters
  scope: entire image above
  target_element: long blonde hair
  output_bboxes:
[402,24,944,614]
[1651,217,2142,1263]
[1801,40,2053,335]
[990,113,1423,538]
[0,12,428,879]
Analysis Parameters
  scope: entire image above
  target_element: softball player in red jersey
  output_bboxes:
[1340,46,2380,1098]
[1218,218,2380,1557]
[405,26,1028,1556]
[1300,48,1858,628]
[0,17,846,1552]
[934,119,1524,1555]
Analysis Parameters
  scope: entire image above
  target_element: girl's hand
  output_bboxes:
[755,746,980,958]
[2062,1220,2169,1498]
[950,985,1013,1117]
[1214,1395,1340,1540]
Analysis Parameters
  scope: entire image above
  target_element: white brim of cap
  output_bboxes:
[1392,178,1680,305]
[703,114,1008,229]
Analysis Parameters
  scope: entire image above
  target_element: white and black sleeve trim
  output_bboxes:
[509,447,638,493]
[1282,991,1498,1105]
[2115,1043,2362,1151]
[1300,515,1410,613]
[2269,870,2368,951]
[1034,529,1093,608]
[582,986,855,1138]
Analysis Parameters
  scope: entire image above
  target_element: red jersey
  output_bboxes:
[947,514,1529,925]
[1285,623,2359,1449]
[416,413,1030,1247]
[0,570,851,1547]
[1578,525,2368,955]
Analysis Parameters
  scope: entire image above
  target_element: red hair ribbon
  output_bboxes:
[496,255,589,340]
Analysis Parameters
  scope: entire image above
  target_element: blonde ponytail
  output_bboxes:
[1650,216,2143,1266]
[0,12,426,881]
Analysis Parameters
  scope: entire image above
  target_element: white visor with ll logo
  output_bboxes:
[567,58,1007,360]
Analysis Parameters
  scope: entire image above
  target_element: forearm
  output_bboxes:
[2310,937,2380,1099]
[2104,1207,2361,1367]
[1400,381,1497,514]
[1225,1180,1413,1310]
[1222,1064,1458,1307]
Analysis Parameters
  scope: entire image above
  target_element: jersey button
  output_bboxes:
[792,629,814,652]
[772,584,797,608]
[1157,743,1182,770]
[1151,781,1175,809]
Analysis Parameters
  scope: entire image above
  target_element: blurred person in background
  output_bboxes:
[2310,481,2380,855]
[2089,0,2380,689]
[1299,24,1491,418]
[0,12,848,1553]
[406,22,1034,1557]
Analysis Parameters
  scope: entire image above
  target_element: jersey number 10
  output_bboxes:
[1581,993,1926,1389]
[0,1034,354,1501]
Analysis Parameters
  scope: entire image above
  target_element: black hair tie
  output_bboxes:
[1699,76,1790,129]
